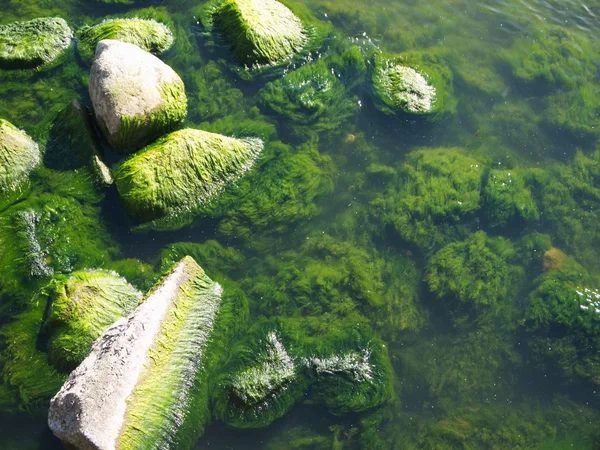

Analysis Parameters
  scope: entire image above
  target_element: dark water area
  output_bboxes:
[2,0,600,448]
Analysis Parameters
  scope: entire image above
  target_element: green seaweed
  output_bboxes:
[371,50,456,118]
[77,18,173,65]
[115,128,264,229]
[0,119,40,208]
[482,169,539,228]
[427,231,523,321]
[372,148,485,252]
[42,270,142,371]
[118,257,224,449]
[0,18,73,70]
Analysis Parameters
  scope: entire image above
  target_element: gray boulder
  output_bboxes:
[89,39,187,153]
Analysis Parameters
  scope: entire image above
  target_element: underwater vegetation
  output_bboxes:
[115,128,263,230]
[0,119,40,205]
[370,51,455,118]
[76,18,173,65]
[42,270,142,371]
[372,147,485,252]
[211,0,308,68]
[0,18,73,70]
[213,318,393,428]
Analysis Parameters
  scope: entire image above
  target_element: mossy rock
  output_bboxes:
[89,40,187,153]
[45,100,113,188]
[482,169,539,228]
[76,18,173,65]
[212,0,308,68]
[0,17,73,70]
[306,325,395,415]
[427,231,522,311]
[371,51,455,118]
[115,128,263,230]
[374,148,485,251]
[43,270,142,372]
[213,323,306,429]
[0,119,40,201]
[258,60,345,124]
[523,257,600,385]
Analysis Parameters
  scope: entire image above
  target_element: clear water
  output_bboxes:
[1,0,600,448]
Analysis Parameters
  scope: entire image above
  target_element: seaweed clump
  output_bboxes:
[43,270,142,371]
[0,17,73,70]
[523,255,600,386]
[115,128,263,230]
[0,119,40,202]
[212,0,308,68]
[76,18,174,65]
[371,51,455,118]
[372,148,485,251]
[427,231,523,322]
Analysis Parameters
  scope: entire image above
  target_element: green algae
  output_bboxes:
[77,18,174,65]
[211,0,308,68]
[118,257,224,450]
[115,128,264,229]
[0,193,117,308]
[43,270,142,371]
[0,18,73,70]
[371,51,456,118]
[0,119,40,206]
[45,100,113,188]
[482,169,539,228]
[373,148,485,252]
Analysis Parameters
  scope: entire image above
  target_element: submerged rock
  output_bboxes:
[115,128,263,228]
[0,119,40,197]
[214,321,393,428]
[45,100,113,188]
[0,17,73,69]
[371,51,455,117]
[89,39,187,153]
[212,0,307,68]
[77,18,173,65]
[48,256,223,450]
[43,270,142,371]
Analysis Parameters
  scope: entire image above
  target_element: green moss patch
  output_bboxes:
[0,17,73,70]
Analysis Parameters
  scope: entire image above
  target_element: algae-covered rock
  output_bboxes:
[482,169,539,228]
[306,327,394,415]
[259,60,345,124]
[212,0,308,68]
[214,318,394,428]
[427,231,523,318]
[48,256,223,450]
[0,119,40,198]
[371,51,455,117]
[45,100,113,188]
[89,39,187,153]
[374,148,485,251]
[523,256,600,386]
[115,128,263,228]
[43,270,142,371]
[77,18,173,65]
[0,17,73,69]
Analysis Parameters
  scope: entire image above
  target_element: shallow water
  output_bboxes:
[2,0,600,448]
